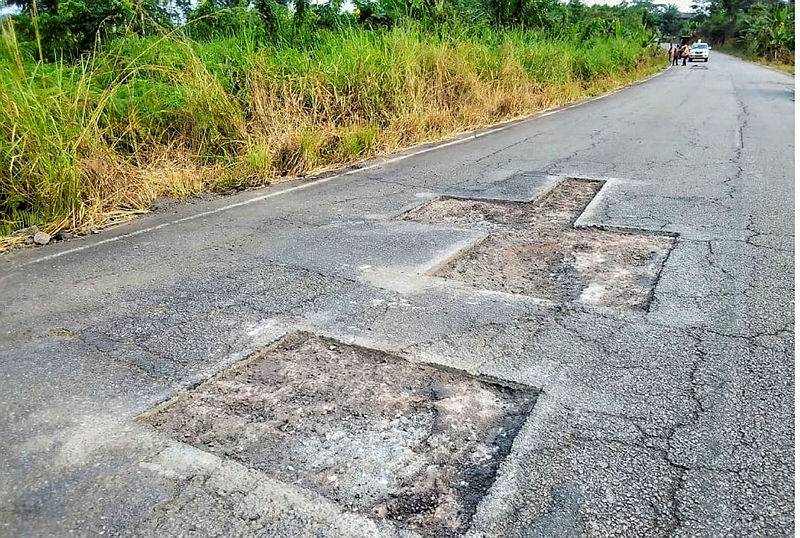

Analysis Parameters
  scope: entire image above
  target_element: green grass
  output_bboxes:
[0,22,663,241]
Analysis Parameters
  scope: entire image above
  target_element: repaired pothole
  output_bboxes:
[403,178,675,310]
[141,332,536,536]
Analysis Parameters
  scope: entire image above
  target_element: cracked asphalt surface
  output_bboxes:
[0,53,794,536]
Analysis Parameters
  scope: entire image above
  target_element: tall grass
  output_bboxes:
[0,20,662,240]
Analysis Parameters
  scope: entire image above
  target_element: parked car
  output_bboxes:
[689,43,710,62]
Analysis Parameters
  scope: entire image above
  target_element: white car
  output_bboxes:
[689,43,709,62]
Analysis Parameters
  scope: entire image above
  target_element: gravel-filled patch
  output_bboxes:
[142,332,536,536]
[403,178,675,310]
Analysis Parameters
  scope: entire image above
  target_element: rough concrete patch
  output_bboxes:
[141,332,536,536]
[403,179,675,310]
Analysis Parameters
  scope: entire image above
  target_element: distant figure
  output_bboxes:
[682,44,690,65]
[671,45,680,66]
[668,45,675,65]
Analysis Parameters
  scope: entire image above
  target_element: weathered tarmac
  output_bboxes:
[0,53,794,536]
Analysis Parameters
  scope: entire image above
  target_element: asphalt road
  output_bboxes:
[0,53,794,536]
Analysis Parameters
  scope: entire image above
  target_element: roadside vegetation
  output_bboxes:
[687,0,794,69]
[1,0,669,243]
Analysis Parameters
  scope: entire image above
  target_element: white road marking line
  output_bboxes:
[4,67,669,273]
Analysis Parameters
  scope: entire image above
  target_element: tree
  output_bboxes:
[743,4,793,59]
[185,0,266,41]
[11,0,172,59]
[658,4,683,37]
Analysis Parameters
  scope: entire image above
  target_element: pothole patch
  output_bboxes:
[402,178,675,310]
[141,332,536,536]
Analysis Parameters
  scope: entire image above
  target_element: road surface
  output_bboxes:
[0,53,794,536]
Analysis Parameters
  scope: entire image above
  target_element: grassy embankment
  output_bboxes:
[1,22,662,247]
[715,43,795,74]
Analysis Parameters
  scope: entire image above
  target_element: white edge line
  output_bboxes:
[5,67,669,274]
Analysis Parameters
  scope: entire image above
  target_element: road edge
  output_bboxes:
[714,50,795,77]
[1,64,671,274]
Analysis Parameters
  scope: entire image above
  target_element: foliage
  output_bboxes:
[742,4,793,61]
[184,1,269,42]
[0,0,664,239]
[656,5,683,38]
[691,0,793,63]
[11,0,171,60]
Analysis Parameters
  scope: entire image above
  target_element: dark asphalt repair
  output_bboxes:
[141,332,537,536]
[403,178,676,309]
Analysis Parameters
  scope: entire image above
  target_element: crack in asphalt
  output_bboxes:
[475,132,544,164]
[722,75,751,200]
[544,129,603,175]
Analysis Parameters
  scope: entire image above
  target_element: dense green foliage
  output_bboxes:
[7,0,671,56]
[9,0,172,60]
[689,0,793,62]
[1,0,664,238]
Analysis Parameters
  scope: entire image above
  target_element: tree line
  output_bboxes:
[690,0,793,61]
[5,0,686,61]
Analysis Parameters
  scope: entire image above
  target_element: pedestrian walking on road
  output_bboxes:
[682,44,690,65]
[671,45,680,66]
[668,45,675,65]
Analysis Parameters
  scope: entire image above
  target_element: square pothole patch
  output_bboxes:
[142,332,536,536]
[403,178,675,310]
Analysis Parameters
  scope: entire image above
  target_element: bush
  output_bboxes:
[12,0,170,60]
[185,1,268,42]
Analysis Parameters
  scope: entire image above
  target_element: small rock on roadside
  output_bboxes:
[12,225,38,237]
[33,231,51,246]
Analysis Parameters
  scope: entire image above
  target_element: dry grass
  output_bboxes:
[0,24,663,248]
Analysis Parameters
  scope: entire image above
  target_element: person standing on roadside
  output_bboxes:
[668,44,675,65]
[672,45,680,66]
[682,43,690,65]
